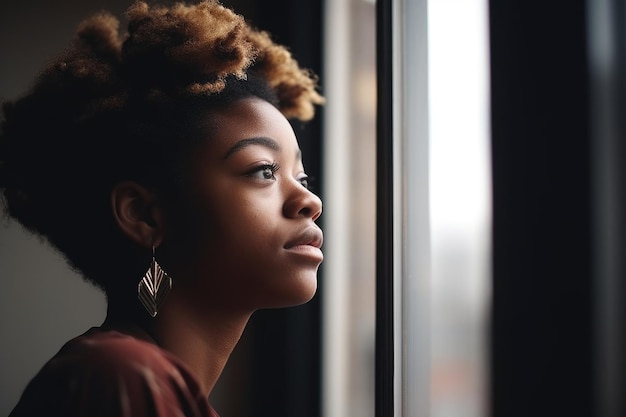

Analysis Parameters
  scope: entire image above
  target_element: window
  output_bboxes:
[323,1,491,416]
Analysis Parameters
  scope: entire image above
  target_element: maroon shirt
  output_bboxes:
[9,328,220,417]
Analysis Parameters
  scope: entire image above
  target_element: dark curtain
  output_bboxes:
[489,2,594,417]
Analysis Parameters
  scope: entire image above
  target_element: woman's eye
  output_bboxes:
[248,163,279,181]
[298,175,310,189]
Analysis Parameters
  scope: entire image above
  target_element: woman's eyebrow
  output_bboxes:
[222,137,281,160]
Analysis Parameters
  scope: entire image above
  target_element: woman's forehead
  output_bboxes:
[202,98,301,158]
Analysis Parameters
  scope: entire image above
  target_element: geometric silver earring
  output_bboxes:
[138,246,172,317]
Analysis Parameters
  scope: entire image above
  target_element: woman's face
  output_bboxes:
[163,98,323,313]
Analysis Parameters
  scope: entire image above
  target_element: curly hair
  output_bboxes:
[0,0,324,295]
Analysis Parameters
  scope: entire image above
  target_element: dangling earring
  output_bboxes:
[138,246,172,317]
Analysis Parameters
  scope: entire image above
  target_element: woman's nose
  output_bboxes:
[283,181,323,221]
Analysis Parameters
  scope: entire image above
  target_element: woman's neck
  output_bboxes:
[102,294,252,398]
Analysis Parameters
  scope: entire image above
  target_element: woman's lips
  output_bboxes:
[284,227,323,249]
[284,227,324,262]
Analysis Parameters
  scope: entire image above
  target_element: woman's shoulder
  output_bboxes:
[9,328,219,417]
[52,328,182,373]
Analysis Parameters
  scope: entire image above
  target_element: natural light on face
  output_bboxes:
[428,0,491,416]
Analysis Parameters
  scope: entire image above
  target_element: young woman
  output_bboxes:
[0,1,324,416]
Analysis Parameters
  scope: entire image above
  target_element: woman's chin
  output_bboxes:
[264,278,318,309]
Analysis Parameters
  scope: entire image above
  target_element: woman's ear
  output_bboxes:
[110,181,165,248]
